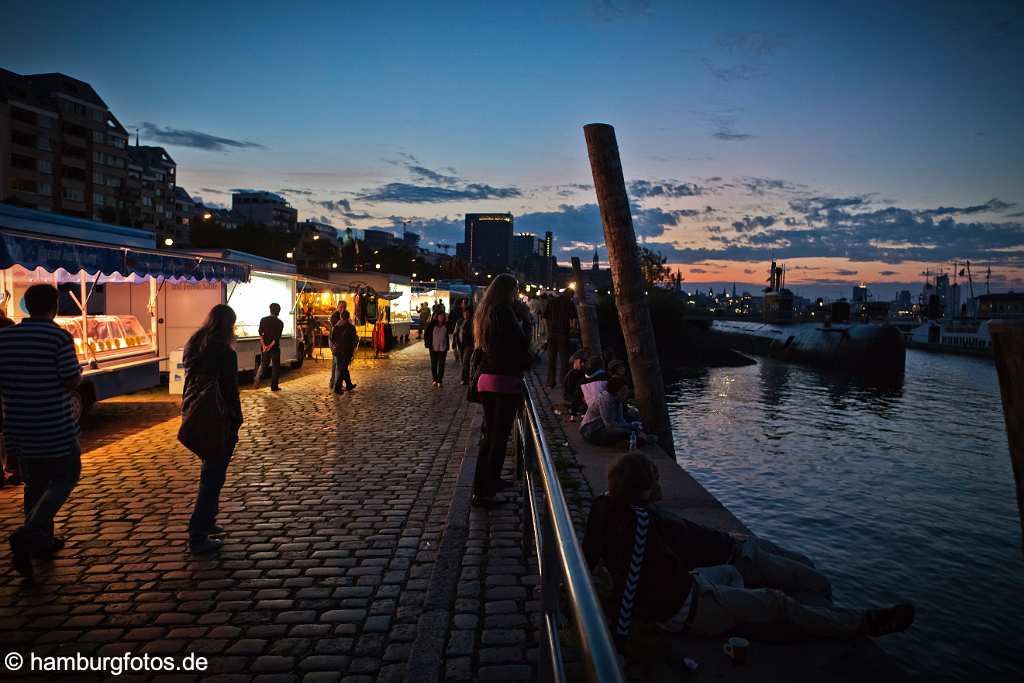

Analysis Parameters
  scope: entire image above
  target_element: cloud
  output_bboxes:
[139,122,265,151]
[732,215,777,232]
[879,270,898,276]
[316,199,374,220]
[834,269,859,277]
[552,183,593,197]
[713,130,756,141]
[644,200,1024,267]
[356,182,522,204]
[387,154,462,186]
[689,268,708,274]
[742,268,756,274]
[691,109,755,142]
[628,179,703,198]
[717,31,786,57]
[701,59,767,83]
[278,188,313,196]
[365,153,521,204]
[589,0,652,21]
[918,198,1015,218]
[199,187,226,195]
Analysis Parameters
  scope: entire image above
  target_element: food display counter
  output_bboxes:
[0,205,250,419]
[56,314,153,361]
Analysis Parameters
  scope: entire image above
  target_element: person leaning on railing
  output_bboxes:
[470,274,533,508]
[582,451,915,652]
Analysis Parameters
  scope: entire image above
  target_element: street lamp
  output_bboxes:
[375,263,381,270]
[313,235,320,240]
[331,262,338,269]
[202,212,212,221]
[163,237,174,247]
[286,251,294,259]
[412,272,417,278]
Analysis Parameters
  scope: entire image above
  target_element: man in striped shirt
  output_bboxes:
[0,284,82,579]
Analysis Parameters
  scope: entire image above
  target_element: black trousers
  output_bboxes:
[333,355,354,391]
[19,446,81,548]
[460,345,474,383]
[430,350,447,383]
[474,392,521,497]
[254,347,281,389]
[547,334,570,386]
[189,437,237,539]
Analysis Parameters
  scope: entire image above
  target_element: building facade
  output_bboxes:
[0,69,130,222]
[464,213,513,272]
[123,145,177,238]
[231,191,297,231]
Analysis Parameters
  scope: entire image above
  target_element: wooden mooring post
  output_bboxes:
[991,320,1024,544]
[584,123,675,457]
[570,256,603,361]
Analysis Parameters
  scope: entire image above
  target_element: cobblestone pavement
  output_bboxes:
[0,345,540,682]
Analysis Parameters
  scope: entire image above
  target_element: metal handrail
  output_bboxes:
[516,382,624,683]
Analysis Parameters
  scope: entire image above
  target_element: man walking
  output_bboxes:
[544,288,577,387]
[0,284,82,578]
[330,310,358,393]
[254,303,284,391]
[329,300,349,387]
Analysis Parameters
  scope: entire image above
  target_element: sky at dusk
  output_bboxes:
[3,0,1022,299]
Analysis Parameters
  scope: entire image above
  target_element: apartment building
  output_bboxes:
[124,144,177,238]
[231,190,297,231]
[0,69,130,222]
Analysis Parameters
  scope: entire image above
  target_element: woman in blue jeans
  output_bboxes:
[182,305,243,554]
[471,274,533,507]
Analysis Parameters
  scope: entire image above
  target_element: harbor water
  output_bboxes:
[667,349,1022,682]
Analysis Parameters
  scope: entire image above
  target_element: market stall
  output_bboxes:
[0,205,248,419]
[327,272,413,348]
[181,250,301,375]
[296,277,353,360]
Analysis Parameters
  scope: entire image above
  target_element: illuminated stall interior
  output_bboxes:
[2,265,157,366]
[227,270,296,340]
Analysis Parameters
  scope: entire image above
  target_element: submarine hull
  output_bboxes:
[707,320,906,376]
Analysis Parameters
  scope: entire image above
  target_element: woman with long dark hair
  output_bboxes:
[424,311,451,387]
[182,304,242,553]
[472,274,533,507]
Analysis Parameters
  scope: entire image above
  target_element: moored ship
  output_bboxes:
[705,259,906,376]
[905,292,1024,356]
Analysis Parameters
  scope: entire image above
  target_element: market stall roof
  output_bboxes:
[188,249,296,275]
[0,203,155,248]
[296,276,353,294]
[0,229,250,282]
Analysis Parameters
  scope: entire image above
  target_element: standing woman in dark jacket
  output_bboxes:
[424,311,451,387]
[182,304,243,553]
[472,274,532,507]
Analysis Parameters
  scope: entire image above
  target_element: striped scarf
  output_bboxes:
[615,505,649,640]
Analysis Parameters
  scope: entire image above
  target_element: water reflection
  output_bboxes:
[667,350,1021,682]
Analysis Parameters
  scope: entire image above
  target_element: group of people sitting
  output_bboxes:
[561,350,658,448]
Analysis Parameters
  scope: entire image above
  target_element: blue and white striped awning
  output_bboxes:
[0,230,250,282]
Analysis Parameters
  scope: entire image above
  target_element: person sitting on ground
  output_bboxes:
[580,356,608,407]
[562,353,587,420]
[606,360,640,421]
[583,451,915,648]
[580,377,656,447]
